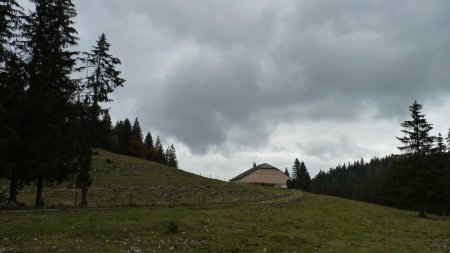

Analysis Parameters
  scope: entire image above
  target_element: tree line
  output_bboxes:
[0,0,177,208]
[311,101,450,217]
[99,115,178,168]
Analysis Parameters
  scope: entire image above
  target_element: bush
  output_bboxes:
[167,221,178,233]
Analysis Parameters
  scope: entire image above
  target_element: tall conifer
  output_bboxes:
[0,0,26,205]
[22,0,79,208]
[392,100,435,217]
[131,117,143,143]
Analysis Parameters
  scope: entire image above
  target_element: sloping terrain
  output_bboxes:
[1,150,288,207]
[0,150,449,252]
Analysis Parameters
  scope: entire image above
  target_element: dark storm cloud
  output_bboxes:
[73,0,450,154]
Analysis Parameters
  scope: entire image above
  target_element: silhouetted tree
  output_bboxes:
[78,33,124,147]
[446,129,450,149]
[131,118,143,143]
[22,0,79,208]
[144,132,154,150]
[0,0,26,205]
[287,158,301,189]
[165,144,178,168]
[99,111,112,149]
[434,133,447,154]
[70,97,92,207]
[115,119,132,153]
[154,136,166,164]
[1,52,27,206]
[284,167,290,177]
[390,100,435,217]
[298,161,311,192]
[144,132,155,160]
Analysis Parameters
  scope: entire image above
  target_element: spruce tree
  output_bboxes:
[298,161,312,192]
[131,117,143,143]
[78,33,124,112]
[446,129,450,150]
[22,0,79,208]
[284,167,290,177]
[0,0,27,205]
[154,136,166,164]
[99,111,112,149]
[287,158,301,189]
[1,51,27,205]
[144,132,154,150]
[396,100,434,156]
[77,33,124,148]
[165,144,178,168]
[392,100,435,217]
[70,97,92,207]
[0,0,23,60]
[114,119,131,153]
[434,133,447,154]
[429,132,450,214]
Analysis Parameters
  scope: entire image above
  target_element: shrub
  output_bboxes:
[167,221,178,233]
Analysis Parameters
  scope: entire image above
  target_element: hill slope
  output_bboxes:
[0,150,449,253]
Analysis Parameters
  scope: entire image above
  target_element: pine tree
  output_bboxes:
[144,132,153,150]
[0,0,26,206]
[22,0,79,208]
[154,136,166,164]
[77,33,124,148]
[78,33,124,111]
[287,158,301,189]
[446,129,450,151]
[434,133,447,154]
[1,50,27,206]
[298,161,312,192]
[165,144,178,168]
[396,100,434,156]
[70,97,92,207]
[428,133,450,215]
[115,118,131,153]
[0,0,23,60]
[165,146,171,166]
[131,117,143,143]
[284,167,290,177]
[99,111,112,149]
[143,132,155,161]
[392,100,435,217]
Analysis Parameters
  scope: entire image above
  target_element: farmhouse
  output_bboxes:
[229,163,289,187]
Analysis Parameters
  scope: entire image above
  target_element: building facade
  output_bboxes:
[229,163,289,186]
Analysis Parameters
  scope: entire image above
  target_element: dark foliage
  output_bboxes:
[287,158,311,191]
[312,101,450,216]
[22,0,80,208]
[311,156,397,205]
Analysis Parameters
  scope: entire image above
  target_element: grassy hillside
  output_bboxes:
[0,150,288,207]
[0,151,449,253]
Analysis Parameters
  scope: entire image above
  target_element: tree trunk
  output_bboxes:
[8,177,18,205]
[80,185,88,207]
[35,178,44,208]
[418,206,427,218]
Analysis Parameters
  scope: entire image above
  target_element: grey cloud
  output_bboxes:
[299,135,372,161]
[73,0,450,154]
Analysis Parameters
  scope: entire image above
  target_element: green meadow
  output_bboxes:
[1,150,449,252]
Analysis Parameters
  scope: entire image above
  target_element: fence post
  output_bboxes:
[74,191,78,207]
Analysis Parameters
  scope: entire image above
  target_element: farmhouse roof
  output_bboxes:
[229,163,281,181]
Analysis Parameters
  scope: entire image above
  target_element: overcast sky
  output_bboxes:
[30,0,450,179]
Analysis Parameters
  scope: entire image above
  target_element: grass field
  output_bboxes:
[1,150,449,252]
